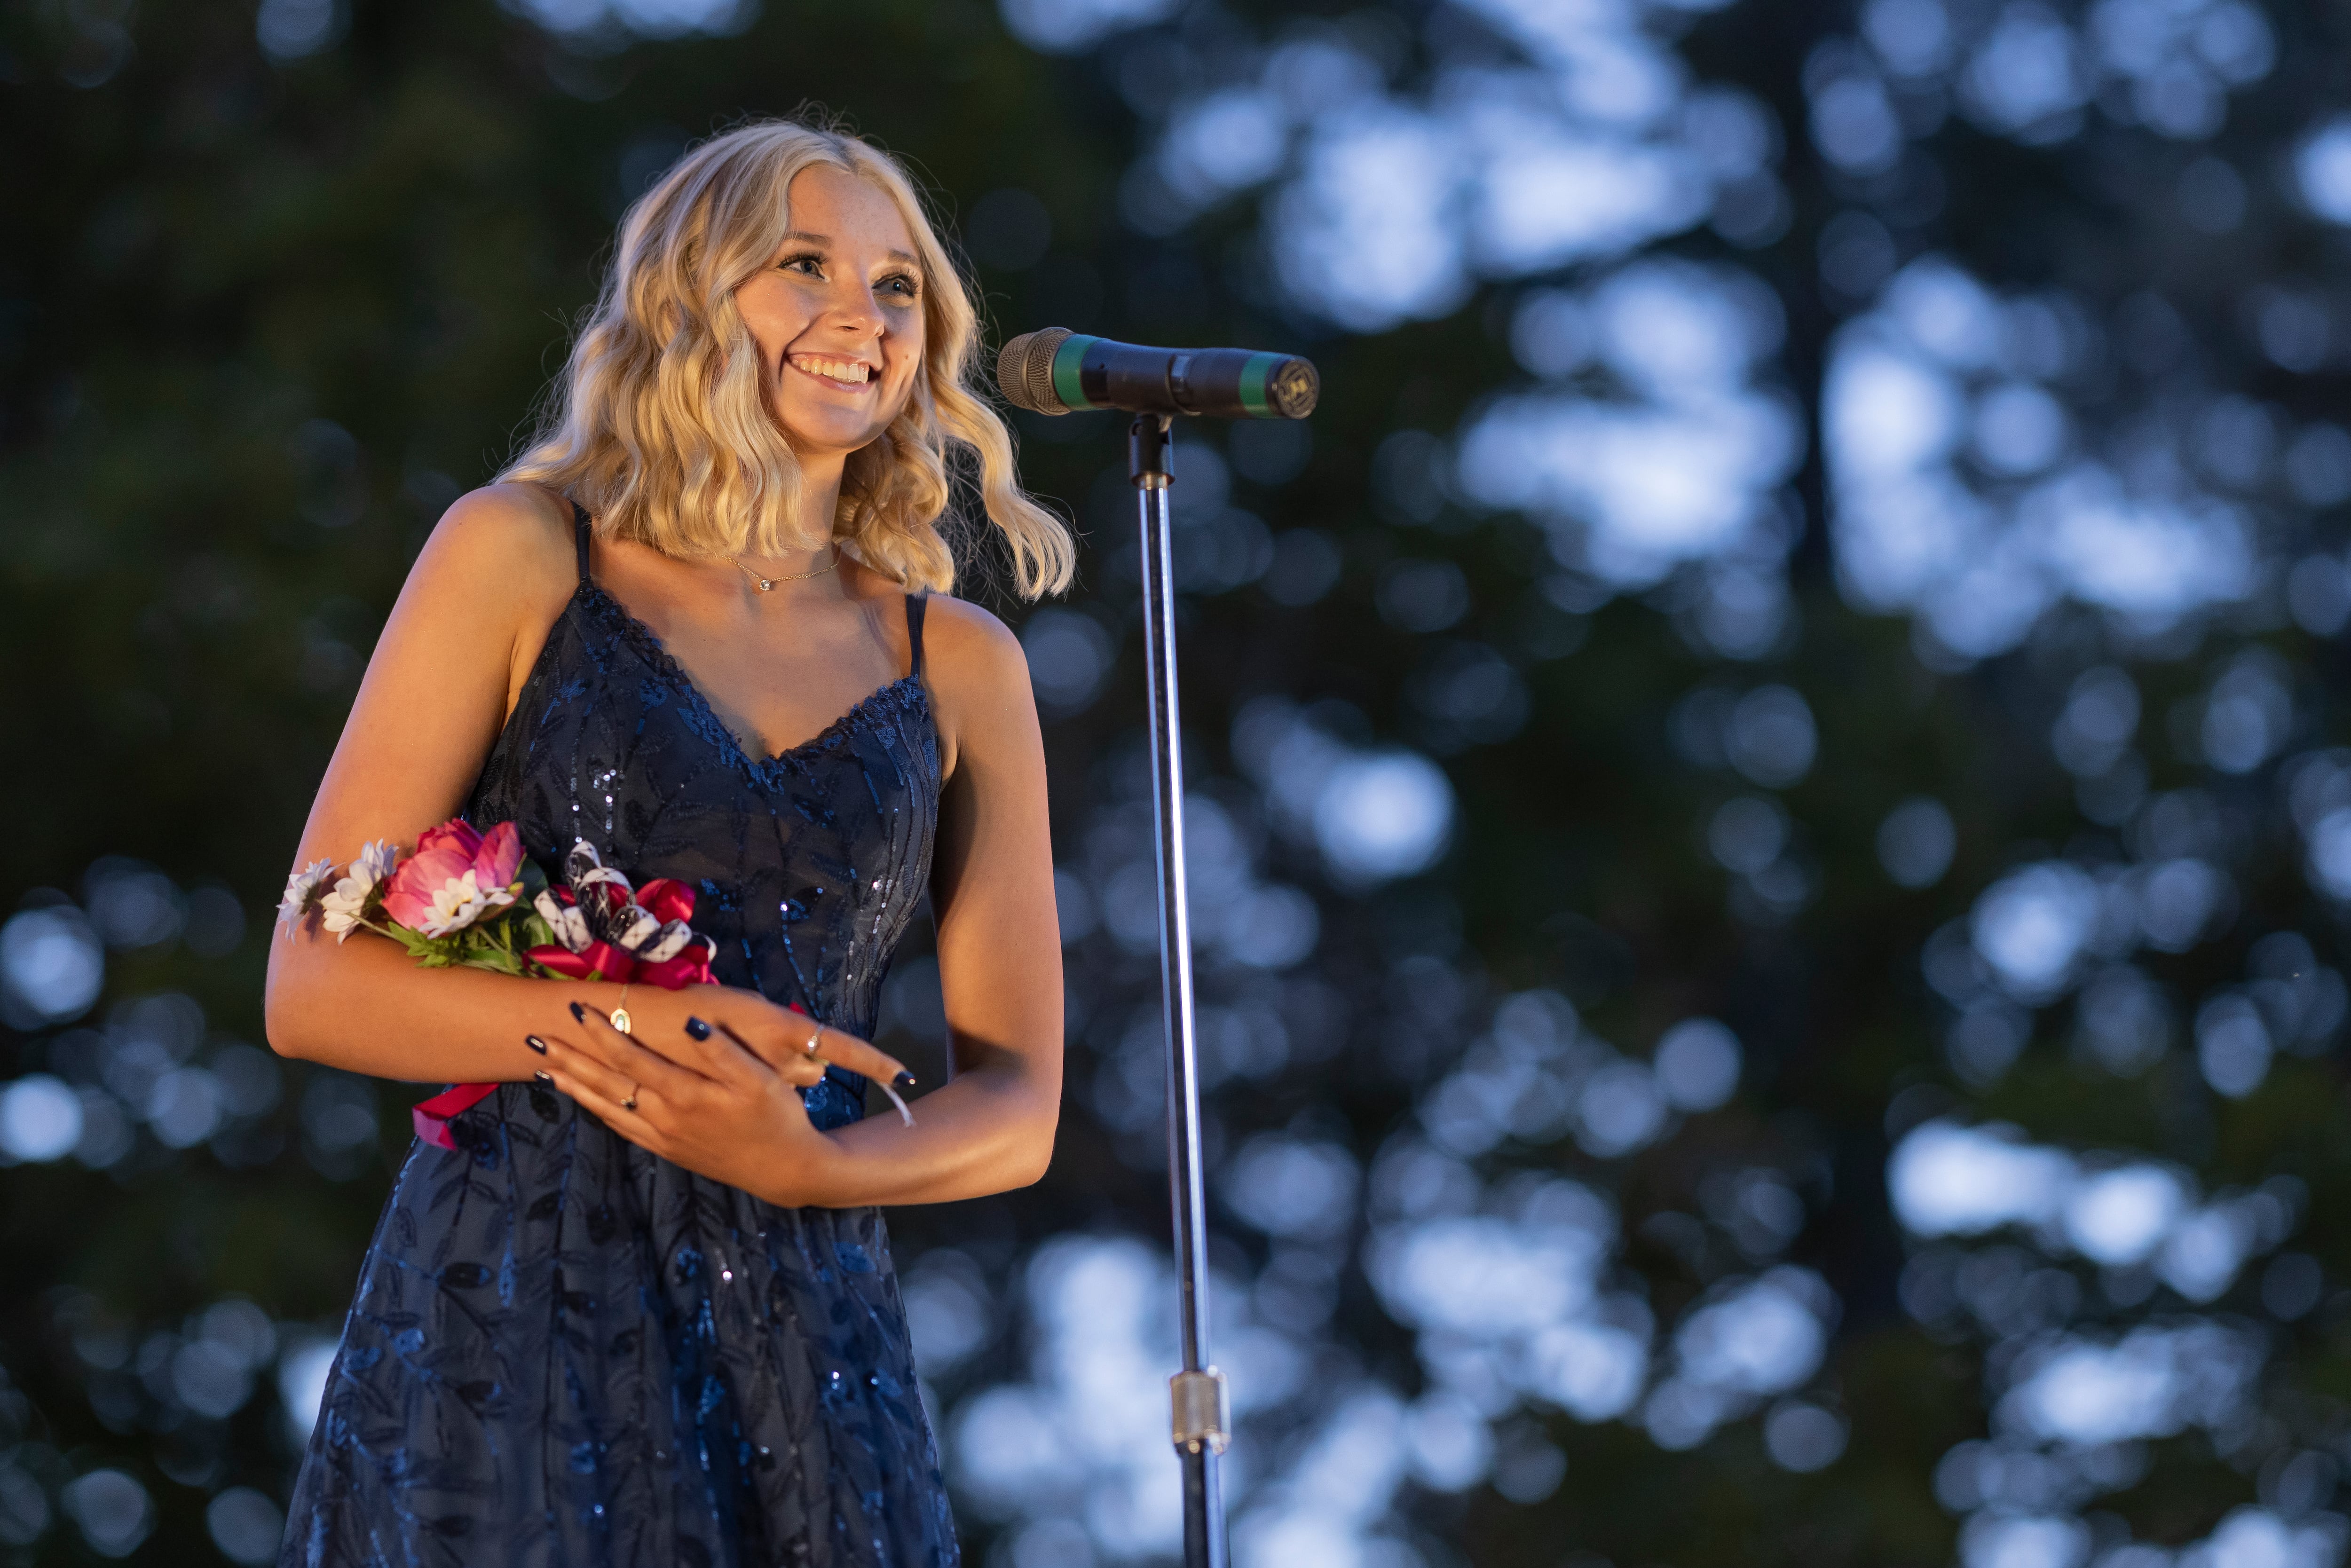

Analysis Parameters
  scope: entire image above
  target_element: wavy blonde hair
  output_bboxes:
[501,119,1073,598]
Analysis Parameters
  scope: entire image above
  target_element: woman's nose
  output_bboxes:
[826,284,886,337]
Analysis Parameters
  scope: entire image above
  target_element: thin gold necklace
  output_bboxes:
[730,547,838,593]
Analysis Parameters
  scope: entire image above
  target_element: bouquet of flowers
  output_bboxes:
[277,822,717,1147]
[277,819,549,973]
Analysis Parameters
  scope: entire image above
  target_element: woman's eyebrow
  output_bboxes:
[779,230,916,265]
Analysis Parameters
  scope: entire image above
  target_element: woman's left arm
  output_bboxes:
[806,594,1064,1202]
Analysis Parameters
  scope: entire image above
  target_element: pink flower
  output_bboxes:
[382,819,525,937]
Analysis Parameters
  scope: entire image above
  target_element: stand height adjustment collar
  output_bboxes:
[1169,1368,1231,1456]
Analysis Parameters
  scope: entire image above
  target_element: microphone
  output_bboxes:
[996,328,1319,421]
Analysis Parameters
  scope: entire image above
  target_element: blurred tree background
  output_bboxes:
[7,0,2351,1564]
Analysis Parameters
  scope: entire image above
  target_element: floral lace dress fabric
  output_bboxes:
[282,512,952,1567]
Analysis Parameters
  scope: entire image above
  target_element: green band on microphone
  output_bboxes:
[1052,334,1100,412]
[1238,353,1281,418]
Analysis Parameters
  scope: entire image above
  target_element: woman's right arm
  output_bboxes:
[263,483,615,1081]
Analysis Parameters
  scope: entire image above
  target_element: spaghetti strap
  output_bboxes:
[904,593,927,681]
[570,501,592,585]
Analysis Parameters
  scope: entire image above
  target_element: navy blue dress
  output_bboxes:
[282,509,956,1567]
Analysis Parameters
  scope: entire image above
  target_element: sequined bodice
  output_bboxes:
[461,543,939,1127]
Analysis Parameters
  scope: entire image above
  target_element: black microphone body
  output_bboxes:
[997,328,1319,420]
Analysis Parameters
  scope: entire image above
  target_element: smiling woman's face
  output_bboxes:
[735,165,927,470]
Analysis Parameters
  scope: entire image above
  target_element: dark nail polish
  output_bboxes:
[526,1035,548,1055]
[892,1072,917,1091]
[568,1001,587,1023]
[533,1070,553,1083]
[685,1016,712,1040]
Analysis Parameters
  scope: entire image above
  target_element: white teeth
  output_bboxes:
[792,355,870,385]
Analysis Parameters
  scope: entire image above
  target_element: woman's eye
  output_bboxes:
[781,254,823,276]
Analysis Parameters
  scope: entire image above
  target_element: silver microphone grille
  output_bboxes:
[995,327,1072,415]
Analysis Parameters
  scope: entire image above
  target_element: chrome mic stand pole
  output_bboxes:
[1130,412,1230,1568]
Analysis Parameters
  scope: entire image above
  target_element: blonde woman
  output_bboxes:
[263,120,1070,1564]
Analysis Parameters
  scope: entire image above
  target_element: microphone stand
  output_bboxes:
[1130,412,1231,1568]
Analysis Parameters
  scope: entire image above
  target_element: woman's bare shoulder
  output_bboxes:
[916,593,1040,780]
[919,593,1028,686]
[394,483,579,622]
[422,484,577,583]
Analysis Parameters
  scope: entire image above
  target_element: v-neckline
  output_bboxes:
[576,582,926,772]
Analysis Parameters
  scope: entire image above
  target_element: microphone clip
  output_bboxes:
[1129,414,1174,491]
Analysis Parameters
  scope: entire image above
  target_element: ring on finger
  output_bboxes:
[803,1025,823,1058]
[622,1084,639,1113]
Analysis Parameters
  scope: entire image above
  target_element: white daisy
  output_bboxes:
[413,871,518,938]
[275,859,336,937]
[318,839,400,943]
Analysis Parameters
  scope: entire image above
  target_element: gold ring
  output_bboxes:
[622,1087,639,1112]
[804,1026,823,1057]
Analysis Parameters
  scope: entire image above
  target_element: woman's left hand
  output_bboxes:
[538,998,905,1206]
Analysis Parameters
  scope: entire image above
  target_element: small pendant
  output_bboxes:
[756,578,773,592]
[609,1007,632,1035]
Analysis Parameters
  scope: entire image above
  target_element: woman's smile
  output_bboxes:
[787,351,877,392]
